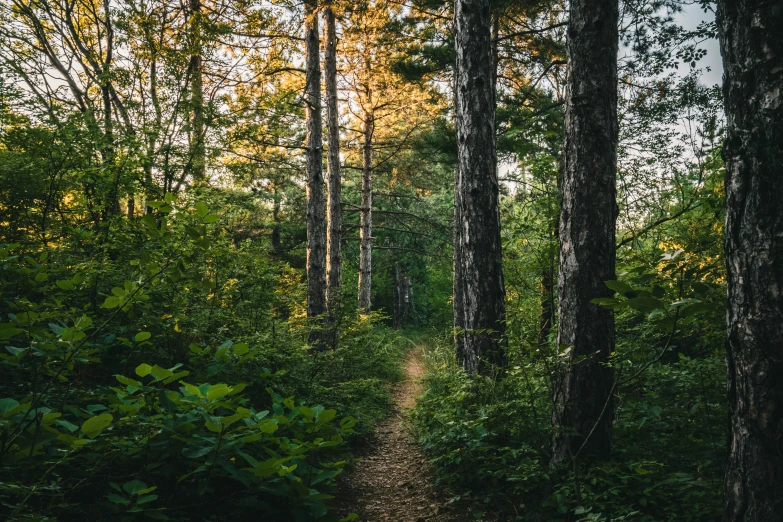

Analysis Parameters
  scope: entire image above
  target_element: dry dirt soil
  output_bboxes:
[334,346,472,522]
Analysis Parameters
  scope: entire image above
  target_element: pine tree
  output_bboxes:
[453,0,507,376]
[550,0,618,463]
[718,0,783,518]
[304,0,327,347]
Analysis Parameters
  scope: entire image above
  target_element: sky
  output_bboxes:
[675,3,723,87]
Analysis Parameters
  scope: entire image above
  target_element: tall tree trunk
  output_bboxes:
[551,0,618,464]
[324,2,342,343]
[102,82,120,218]
[717,0,783,519]
[304,0,327,348]
[404,275,413,323]
[453,166,466,359]
[272,185,283,256]
[453,0,507,377]
[189,0,206,182]
[393,264,402,329]
[538,267,554,346]
[540,156,563,348]
[358,108,374,312]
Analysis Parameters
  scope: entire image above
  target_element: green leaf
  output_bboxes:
[135,331,152,342]
[116,375,140,387]
[123,480,148,495]
[57,419,79,433]
[591,297,622,309]
[340,417,357,431]
[135,364,152,377]
[74,315,92,329]
[196,201,209,218]
[151,365,173,380]
[604,280,633,295]
[0,398,20,414]
[0,327,22,340]
[107,493,129,505]
[102,296,121,309]
[257,420,278,434]
[56,279,75,290]
[205,419,222,433]
[233,343,249,356]
[206,383,232,401]
[230,382,246,395]
[6,346,26,357]
[81,413,113,438]
[34,272,48,283]
[180,381,204,398]
[202,214,219,224]
[317,409,337,423]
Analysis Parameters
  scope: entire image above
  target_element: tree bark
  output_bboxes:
[717,0,783,519]
[358,108,374,312]
[304,0,327,348]
[189,0,206,182]
[393,264,402,328]
[404,275,413,323]
[453,0,507,377]
[324,2,342,343]
[551,0,618,463]
[537,268,554,346]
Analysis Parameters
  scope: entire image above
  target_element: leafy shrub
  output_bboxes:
[0,197,406,521]
[2,363,355,520]
[412,326,724,521]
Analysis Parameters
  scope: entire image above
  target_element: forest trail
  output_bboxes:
[336,345,468,522]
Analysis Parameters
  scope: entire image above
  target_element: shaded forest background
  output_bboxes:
[0,0,753,520]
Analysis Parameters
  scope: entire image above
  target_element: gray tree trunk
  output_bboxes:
[304,0,327,348]
[324,3,342,345]
[550,0,618,464]
[538,268,554,347]
[358,109,374,312]
[404,275,413,323]
[717,0,783,519]
[453,0,507,377]
[189,0,205,182]
[393,264,402,328]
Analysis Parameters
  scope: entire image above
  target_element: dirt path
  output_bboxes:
[335,346,467,522]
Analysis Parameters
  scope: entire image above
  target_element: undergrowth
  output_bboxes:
[411,332,724,521]
[0,203,406,522]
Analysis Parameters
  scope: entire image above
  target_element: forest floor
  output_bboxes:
[335,345,469,522]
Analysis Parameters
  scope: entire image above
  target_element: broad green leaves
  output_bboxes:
[0,397,20,414]
[81,413,113,438]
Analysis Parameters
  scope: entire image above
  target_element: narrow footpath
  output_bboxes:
[336,346,468,522]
